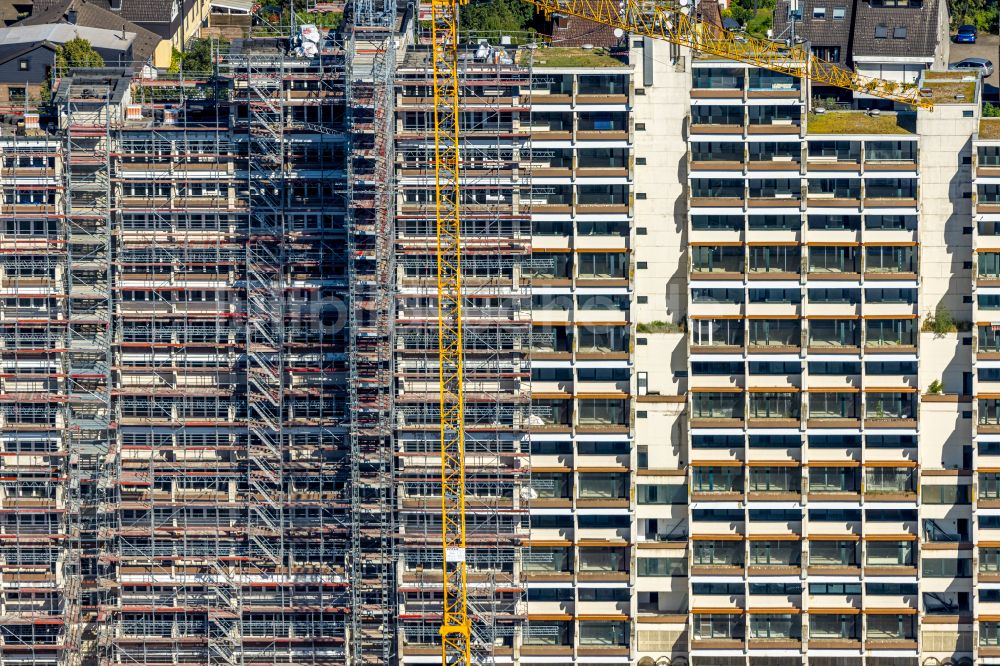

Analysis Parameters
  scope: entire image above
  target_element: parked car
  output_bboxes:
[950,57,994,78]
[954,24,977,43]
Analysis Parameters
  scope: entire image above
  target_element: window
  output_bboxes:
[524,621,571,646]
[809,614,859,640]
[810,582,861,594]
[809,540,856,566]
[813,6,827,17]
[749,614,799,640]
[18,59,28,71]
[893,26,907,38]
[833,6,846,18]
[694,614,743,640]
[638,557,687,576]
[920,485,972,504]
[577,473,627,499]
[809,467,858,493]
[750,540,800,566]
[923,557,971,577]
[637,484,687,504]
[866,541,914,567]
[875,24,888,38]
[579,587,630,602]
[813,45,841,63]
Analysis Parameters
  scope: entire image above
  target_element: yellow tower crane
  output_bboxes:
[427,0,935,663]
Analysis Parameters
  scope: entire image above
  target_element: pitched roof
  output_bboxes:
[15,0,160,65]
[548,14,618,49]
[0,39,57,67]
[851,0,941,59]
[773,0,854,66]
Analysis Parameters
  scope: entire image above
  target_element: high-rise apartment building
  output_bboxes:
[0,3,996,664]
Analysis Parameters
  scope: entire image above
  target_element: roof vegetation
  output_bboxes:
[531,46,625,68]
[807,110,915,135]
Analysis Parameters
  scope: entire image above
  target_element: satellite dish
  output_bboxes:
[614,28,624,38]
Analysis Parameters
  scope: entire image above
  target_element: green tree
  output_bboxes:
[459,0,535,36]
[55,37,104,71]
[986,102,1000,118]
[178,38,215,74]
[948,0,999,32]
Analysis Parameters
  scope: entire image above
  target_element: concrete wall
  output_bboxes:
[918,102,978,322]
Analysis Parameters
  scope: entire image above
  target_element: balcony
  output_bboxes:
[690,106,744,135]
[748,141,801,171]
[979,184,1000,214]
[807,319,860,354]
[748,614,802,649]
[807,539,860,575]
[807,140,861,172]
[747,71,800,99]
[978,144,1000,177]
[748,466,801,500]
[807,392,861,429]
[748,245,801,279]
[864,140,917,171]
[864,177,918,207]
[748,540,801,574]
[692,614,745,649]
[690,244,744,278]
[864,538,917,576]
[980,398,1000,434]
[863,466,917,501]
[807,246,860,280]
[692,540,744,575]
[807,178,861,207]
[691,68,745,99]
[864,245,917,282]
[691,465,744,501]
[690,179,744,209]
[691,391,744,427]
[808,466,861,501]
[748,392,801,428]
[748,319,800,353]
[691,141,744,172]
[747,106,801,136]
[864,392,917,429]
[807,614,861,649]
[747,179,801,208]
[865,319,917,354]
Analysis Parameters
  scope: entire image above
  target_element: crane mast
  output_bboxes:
[427,1,936,665]
[429,0,473,663]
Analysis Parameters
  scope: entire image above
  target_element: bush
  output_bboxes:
[636,320,683,334]
[986,103,1000,118]
[928,379,944,395]
[933,301,955,334]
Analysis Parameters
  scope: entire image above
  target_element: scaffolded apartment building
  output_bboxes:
[0,28,399,666]
[5,6,1000,666]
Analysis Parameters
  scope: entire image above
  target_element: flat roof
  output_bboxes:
[807,110,916,135]
[0,23,136,50]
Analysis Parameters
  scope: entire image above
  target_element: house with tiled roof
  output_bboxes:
[773,0,950,107]
[14,0,211,67]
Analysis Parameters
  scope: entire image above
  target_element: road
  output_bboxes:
[950,33,999,100]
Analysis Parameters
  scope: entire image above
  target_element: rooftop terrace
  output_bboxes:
[981,118,1000,141]
[920,71,978,105]
[807,110,916,135]
[529,46,626,68]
